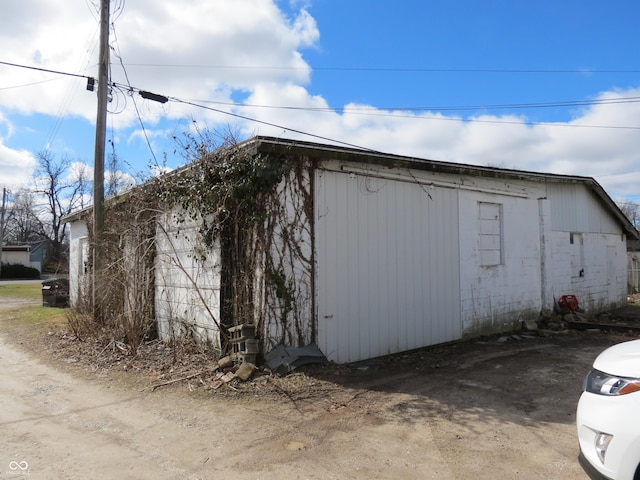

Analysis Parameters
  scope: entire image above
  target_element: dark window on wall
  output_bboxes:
[570,232,584,277]
[479,202,503,266]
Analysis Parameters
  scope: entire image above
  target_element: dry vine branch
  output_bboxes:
[73,132,316,360]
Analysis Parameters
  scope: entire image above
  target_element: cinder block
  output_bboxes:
[233,352,257,365]
[232,339,259,354]
[217,355,233,370]
[228,323,256,341]
[236,362,256,381]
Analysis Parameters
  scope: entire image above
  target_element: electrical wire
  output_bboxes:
[3,59,640,156]
[156,92,640,131]
[166,95,382,153]
[0,61,92,80]
[85,0,100,22]
[111,0,125,22]
[110,25,160,165]
[3,59,640,123]
[167,96,640,133]
[188,95,640,115]
[120,64,640,74]
[40,21,101,153]
[0,77,64,91]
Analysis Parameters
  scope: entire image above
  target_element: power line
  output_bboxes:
[0,59,379,151]
[23,59,639,78]
[110,26,160,165]
[105,81,640,148]
[109,80,640,153]
[171,95,640,131]
[41,24,101,154]
[0,78,62,91]
[190,95,640,115]
[4,59,640,117]
[0,60,92,80]
[4,60,640,146]
[120,63,640,74]
[324,110,640,131]
[164,92,380,152]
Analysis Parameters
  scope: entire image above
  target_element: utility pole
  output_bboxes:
[0,187,6,278]
[93,0,110,321]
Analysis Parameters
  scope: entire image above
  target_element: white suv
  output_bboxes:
[577,339,640,479]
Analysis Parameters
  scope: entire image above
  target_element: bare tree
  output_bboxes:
[106,149,120,198]
[0,188,11,244]
[106,149,135,197]
[618,200,640,230]
[33,151,91,271]
[3,190,47,244]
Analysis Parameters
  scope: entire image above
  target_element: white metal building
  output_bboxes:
[66,137,638,364]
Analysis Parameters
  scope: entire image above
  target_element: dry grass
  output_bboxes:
[0,281,68,347]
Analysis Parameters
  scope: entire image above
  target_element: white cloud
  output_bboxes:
[1,1,639,202]
[0,141,36,188]
[0,115,36,187]
[0,0,318,129]
[232,81,640,200]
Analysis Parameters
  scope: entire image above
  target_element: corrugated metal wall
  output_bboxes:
[547,183,619,234]
[315,168,461,363]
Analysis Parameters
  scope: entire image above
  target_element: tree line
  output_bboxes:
[1,150,130,274]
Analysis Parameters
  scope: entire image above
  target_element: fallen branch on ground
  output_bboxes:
[151,371,208,391]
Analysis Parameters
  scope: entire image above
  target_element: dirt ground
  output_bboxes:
[2,297,640,479]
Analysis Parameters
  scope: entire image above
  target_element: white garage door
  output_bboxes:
[316,169,462,363]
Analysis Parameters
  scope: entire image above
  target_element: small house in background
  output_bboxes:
[1,245,31,267]
[0,242,50,273]
[65,137,638,364]
[28,240,49,273]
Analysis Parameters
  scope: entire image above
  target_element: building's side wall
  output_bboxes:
[68,219,89,307]
[545,230,626,311]
[458,186,545,337]
[459,180,627,337]
[315,161,462,363]
[1,250,30,266]
[629,251,640,294]
[548,183,621,234]
[545,183,627,310]
[29,260,42,272]
[261,161,315,351]
[155,209,222,351]
[312,162,629,361]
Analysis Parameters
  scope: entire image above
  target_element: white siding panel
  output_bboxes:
[316,169,461,363]
[548,183,619,234]
[155,210,222,350]
[68,220,89,307]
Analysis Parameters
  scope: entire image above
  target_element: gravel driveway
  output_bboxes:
[1,296,632,479]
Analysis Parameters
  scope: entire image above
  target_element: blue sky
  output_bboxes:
[1,0,640,203]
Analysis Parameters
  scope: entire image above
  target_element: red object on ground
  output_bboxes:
[558,295,579,311]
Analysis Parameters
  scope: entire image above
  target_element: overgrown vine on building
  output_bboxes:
[75,130,315,358]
